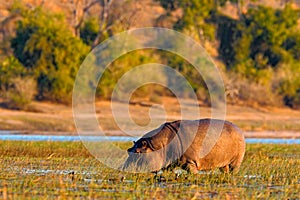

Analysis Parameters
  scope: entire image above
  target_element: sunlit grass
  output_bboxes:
[233,119,300,131]
[0,141,299,199]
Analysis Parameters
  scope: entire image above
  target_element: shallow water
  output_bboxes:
[0,134,300,144]
[245,138,300,144]
[0,130,299,144]
[0,134,138,142]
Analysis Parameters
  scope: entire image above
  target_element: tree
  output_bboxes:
[66,0,99,37]
[90,0,142,47]
[80,17,102,46]
[231,5,299,82]
[226,4,300,107]
[158,0,216,43]
[10,6,89,103]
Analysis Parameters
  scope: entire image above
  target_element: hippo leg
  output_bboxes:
[182,161,198,174]
[219,165,230,173]
[163,161,180,172]
[219,153,244,173]
[228,153,244,173]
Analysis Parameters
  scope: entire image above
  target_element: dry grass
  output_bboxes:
[1,97,300,132]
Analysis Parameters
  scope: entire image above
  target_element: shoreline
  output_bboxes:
[1,130,300,139]
[1,98,300,136]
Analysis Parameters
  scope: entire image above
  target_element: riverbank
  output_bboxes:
[1,97,300,136]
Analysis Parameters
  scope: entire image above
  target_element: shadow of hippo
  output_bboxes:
[122,119,245,174]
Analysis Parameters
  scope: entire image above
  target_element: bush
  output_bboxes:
[5,77,37,110]
[283,91,300,109]
[273,61,300,108]
[0,56,25,91]
[226,75,281,107]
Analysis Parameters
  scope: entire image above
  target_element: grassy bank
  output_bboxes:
[0,141,299,199]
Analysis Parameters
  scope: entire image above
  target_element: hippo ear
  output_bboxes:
[142,140,147,148]
[133,141,136,144]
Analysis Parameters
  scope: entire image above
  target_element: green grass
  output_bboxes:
[233,119,300,131]
[0,141,299,199]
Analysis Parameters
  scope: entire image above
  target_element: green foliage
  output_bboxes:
[275,60,300,108]
[215,15,239,66]
[283,32,300,60]
[159,51,208,102]
[10,6,89,103]
[96,50,160,100]
[174,0,216,42]
[80,17,101,46]
[1,1,300,108]
[0,56,25,91]
[158,0,216,42]
[220,4,300,107]
[157,0,218,102]
[0,55,36,110]
[232,5,298,73]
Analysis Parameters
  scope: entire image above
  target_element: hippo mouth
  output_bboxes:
[121,151,163,173]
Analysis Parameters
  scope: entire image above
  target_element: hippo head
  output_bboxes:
[122,139,163,173]
[121,122,183,173]
[127,140,154,154]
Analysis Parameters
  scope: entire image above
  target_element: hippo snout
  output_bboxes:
[127,146,135,154]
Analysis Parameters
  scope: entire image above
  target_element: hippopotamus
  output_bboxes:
[122,119,245,174]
